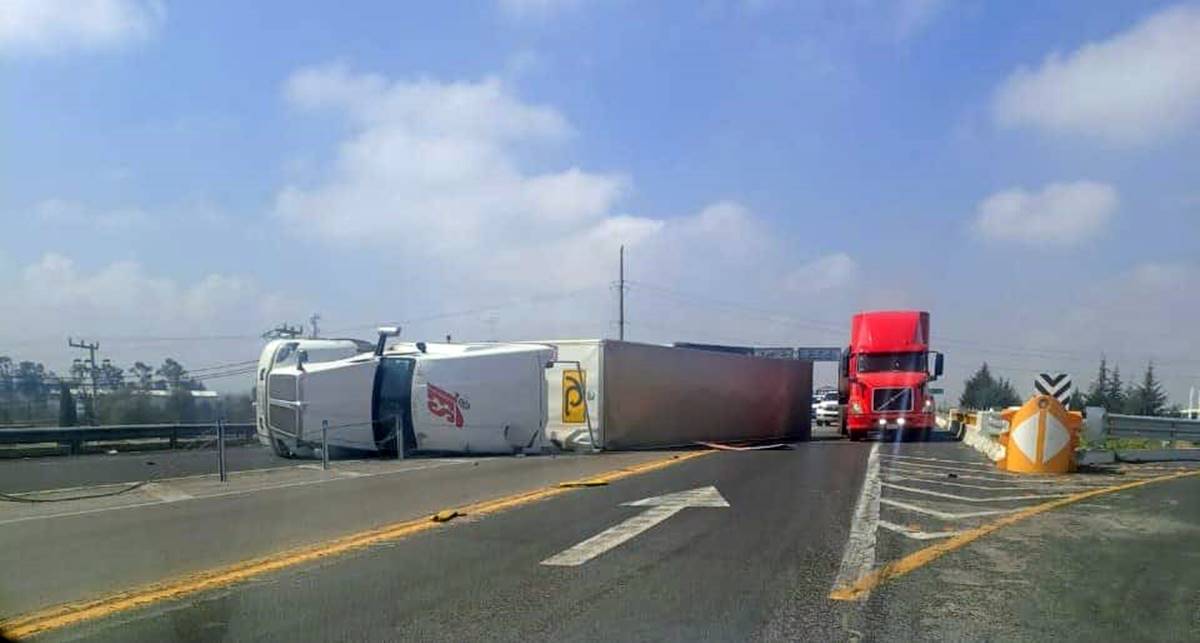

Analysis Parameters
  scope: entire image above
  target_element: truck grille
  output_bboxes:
[873,388,913,412]
[268,373,298,402]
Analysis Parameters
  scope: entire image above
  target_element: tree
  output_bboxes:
[960,363,1022,410]
[15,361,47,403]
[1085,356,1109,408]
[130,362,154,390]
[0,356,13,402]
[223,392,255,422]
[156,358,189,391]
[58,383,78,426]
[1068,389,1086,410]
[165,389,197,423]
[1126,361,1167,416]
[97,388,163,425]
[994,376,1021,408]
[98,360,124,390]
[960,363,996,409]
[1106,365,1125,412]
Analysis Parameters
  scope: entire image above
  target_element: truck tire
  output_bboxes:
[270,437,295,459]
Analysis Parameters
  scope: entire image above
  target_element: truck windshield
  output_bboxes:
[857,352,927,373]
[372,357,416,452]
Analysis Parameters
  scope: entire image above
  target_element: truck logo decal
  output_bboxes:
[562,370,587,424]
[427,383,465,428]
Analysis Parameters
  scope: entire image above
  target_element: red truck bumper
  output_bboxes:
[845,413,934,439]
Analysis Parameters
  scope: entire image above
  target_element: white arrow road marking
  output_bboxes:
[877,520,963,540]
[540,486,729,567]
[831,443,881,597]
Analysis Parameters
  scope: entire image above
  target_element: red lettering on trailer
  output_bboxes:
[427,383,465,428]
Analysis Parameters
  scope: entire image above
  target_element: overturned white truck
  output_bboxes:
[256,334,812,457]
[255,332,556,457]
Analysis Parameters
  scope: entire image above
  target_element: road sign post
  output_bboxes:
[321,420,330,471]
[217,419,227,482]
[1034,373,1073,408]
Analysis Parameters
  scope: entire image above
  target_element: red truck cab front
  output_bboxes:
[839,310,944,441]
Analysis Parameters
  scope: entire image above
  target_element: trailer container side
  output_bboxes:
[544,340,812,450]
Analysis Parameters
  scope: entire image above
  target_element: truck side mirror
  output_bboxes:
[933,353,944,379]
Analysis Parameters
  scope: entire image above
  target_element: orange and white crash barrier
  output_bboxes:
[998,395,1082,474]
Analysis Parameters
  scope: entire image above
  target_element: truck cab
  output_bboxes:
[256,336,556,458]
[839,311,943,441]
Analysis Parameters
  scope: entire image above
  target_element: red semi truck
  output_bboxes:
[839,310,944,441]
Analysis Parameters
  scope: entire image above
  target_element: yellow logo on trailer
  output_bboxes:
[562,369,587,424]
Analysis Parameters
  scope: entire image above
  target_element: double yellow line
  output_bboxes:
[1,451,712,639]
[830,468,1200,600]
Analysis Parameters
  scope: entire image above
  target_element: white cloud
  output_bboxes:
[14,253,287,332]
[275,64,856,348]
[973,181,1118,246]
[783,253,858,294]
[276,64,627,252]
[33,198,149,230]
[992,4,1200,146]
[0,0,165,56]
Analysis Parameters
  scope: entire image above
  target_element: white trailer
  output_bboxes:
[256,333,555,457]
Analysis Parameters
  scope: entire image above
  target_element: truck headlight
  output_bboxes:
[897,417,906,426]
[924,398,933,409]
[851,401,863,414]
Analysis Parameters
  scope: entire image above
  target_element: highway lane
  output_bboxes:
[0,445,289,494]
[10,437,1200,641]
[40,443,874,641]
[0,450,699,620]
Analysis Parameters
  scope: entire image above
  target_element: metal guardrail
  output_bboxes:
[0,423,256,454]
[1085,408,1200,442]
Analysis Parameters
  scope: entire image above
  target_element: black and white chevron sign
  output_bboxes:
[1034,373,1073,407]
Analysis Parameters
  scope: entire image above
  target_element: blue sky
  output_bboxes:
[3,0,1199,402]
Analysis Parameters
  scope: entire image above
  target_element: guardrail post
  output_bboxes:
[217,419,227,482]
[169,425,178,450]
[322,420,330,471]
[394,416,403,461]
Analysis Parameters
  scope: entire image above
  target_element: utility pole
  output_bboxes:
[68,337,99,425]
[308,313,321,339]
[618,245,626,341]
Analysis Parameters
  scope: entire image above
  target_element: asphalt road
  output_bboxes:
[41,442,872,642]
[0,445,288,494]
[5,434,1198,641]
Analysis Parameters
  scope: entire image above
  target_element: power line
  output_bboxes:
[325,286,608,335]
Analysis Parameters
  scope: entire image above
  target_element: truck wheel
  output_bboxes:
[271,437,295,459]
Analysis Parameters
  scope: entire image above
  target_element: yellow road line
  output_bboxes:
[0,450,712,639]
[830,469,1200,601]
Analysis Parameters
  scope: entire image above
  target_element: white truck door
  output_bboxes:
[411,348,548,454]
